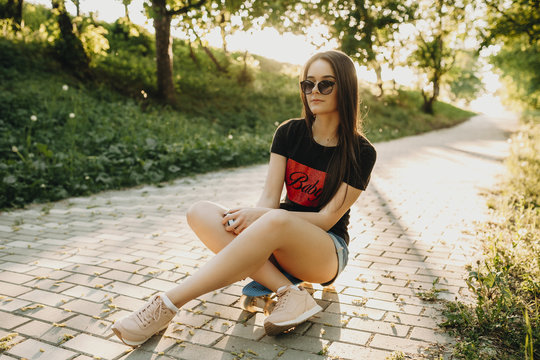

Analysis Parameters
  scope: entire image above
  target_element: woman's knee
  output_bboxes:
[186,201,222,227]
[259,209,291,231]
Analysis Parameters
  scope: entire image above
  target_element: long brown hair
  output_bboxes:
[300,50,363,208]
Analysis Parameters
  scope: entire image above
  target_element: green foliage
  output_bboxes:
[490,36,539,110]
[446,50,485,104]
[481,0,540,46]
[481,0,540,110]
[441,111,540,359]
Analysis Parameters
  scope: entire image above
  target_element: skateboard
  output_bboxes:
[239,272,313,315]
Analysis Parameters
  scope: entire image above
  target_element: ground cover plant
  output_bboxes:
[0,4,474,209]
[441,111,540,359]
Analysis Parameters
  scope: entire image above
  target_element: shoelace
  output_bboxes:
[136,297,164,327]
[273,287,293,312]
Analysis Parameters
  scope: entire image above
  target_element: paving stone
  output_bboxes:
[64,314,111,336]
[0,282,31,297]
[305,323,371,345]
[63,333,129,359]
[410,326,455,344]
[104,281,155,299]
[0,270,35,284]
[14,319,78,344]
[347,317,409,337]
[6,338,77,359]
[369,333,432,353]
[166,342,235,360]
[275,348,327,360]
[0,297,31,312]
[0,311,31,329]
[19,289,73,306]
[327,342,392,360]
[214,335,284,359]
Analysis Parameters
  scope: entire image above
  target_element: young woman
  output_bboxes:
[112,50,376,346]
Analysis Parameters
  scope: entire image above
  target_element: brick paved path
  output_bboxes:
[0,114,517,360]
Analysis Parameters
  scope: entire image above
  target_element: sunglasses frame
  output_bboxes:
[300,79,336,95]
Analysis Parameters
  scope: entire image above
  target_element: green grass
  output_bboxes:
[441,111,540,359]
[0,4,474,209]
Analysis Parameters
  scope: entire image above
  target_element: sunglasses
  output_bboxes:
[300,80,336,95]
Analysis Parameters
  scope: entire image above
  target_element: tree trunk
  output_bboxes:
[52,0,89,77]
[124,3,130,21]
[373,61,384,97]
[1,0,23,29]
[152,0,176,104]
[421,73,439,114]
[14,0,22,24]
[188,40,200,67]
[219,12,228,54]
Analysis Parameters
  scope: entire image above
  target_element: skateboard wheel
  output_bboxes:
[240,295,275,314]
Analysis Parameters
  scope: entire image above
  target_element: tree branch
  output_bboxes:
[168,0,207,16]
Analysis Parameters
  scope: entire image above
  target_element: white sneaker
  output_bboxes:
[112,295,176,347]
[263,285,322,336]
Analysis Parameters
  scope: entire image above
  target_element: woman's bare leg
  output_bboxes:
[186,201,294,292]
[166,208,338,308]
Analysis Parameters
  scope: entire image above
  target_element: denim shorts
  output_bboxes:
[270,231,349,287]
[320,231,349,286]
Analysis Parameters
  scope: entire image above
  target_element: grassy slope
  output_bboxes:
[0,5,475,209]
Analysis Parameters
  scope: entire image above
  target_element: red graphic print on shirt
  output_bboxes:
[285,159,327,207]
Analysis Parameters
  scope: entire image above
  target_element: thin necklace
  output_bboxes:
[312,124,337,145]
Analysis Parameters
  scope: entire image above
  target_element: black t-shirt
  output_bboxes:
[271,118,376,244]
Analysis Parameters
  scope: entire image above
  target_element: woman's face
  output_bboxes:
[305,59,338,118]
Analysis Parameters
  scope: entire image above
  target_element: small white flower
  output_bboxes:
[228,134,233,140]
[11,146,18,153]
[62,84,69,91]
[30,115,37,122]
[69,113,75,119]
[40,184,46,188]
[85,176,90,180]
[274,121,279,126]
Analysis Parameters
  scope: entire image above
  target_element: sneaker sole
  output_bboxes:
[111,323,169,348]
[264,304,322,336]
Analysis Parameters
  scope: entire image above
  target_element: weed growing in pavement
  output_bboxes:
[441,111,540,359]
[416,278,448,302]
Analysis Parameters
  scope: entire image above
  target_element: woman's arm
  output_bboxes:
[289,182,363,231]
[222,153,286,234]
[256,153,286,208]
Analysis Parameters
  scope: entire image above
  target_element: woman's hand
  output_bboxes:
[222,207,269,235]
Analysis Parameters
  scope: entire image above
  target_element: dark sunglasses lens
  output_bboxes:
[318,80,334,95]
[301,81,315,94]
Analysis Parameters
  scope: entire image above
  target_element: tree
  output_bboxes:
[52,0,90,77]
[118,0,132,21]
[481,0,539,46]
[0,0,24,29]
[318,0,417,97]
[408,0,473,114]
[446,50,484,104]
[240,0,416,97]
[70,0,80,16]
[173,0,243,73]
[143,0,207,104]
[480,0,540,109]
